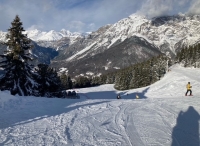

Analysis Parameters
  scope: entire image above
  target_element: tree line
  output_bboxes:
[82,55,171,90]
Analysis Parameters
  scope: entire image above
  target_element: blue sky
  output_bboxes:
[0,0,200,33]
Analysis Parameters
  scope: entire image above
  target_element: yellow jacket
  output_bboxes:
[186,84,191,90]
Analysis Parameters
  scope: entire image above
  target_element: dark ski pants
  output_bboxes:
[185,89,192,96]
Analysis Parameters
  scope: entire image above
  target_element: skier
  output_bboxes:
[117,94,121,99]
[185,82,192,96]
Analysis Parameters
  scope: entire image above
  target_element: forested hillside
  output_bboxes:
[176,43,200,67]
[77,41,200,91]
[84,55,171,90]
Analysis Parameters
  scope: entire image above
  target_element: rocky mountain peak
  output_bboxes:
[50,13,200,76]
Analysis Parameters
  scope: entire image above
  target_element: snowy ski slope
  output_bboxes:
[0,64,200,145]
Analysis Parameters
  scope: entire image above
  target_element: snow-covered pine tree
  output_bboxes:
[0,15,38,96]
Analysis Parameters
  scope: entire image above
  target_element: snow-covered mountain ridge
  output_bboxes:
[25,29,83,41]
[123,14,200,50]
[49,13,200,76]
[83,13,200,57]
[1,13,200,53]
[0,29,85,42]
[0,29,87,50]
[52,13,200,64]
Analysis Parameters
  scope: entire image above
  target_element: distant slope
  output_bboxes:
[31,42,58,65]
[76,64,200,99]
[0,41,58,66]
[51,35,162,76]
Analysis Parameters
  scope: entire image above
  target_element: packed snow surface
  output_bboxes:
[0,64,200,146]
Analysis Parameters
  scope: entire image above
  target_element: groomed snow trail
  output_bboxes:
[0,65,200,146]
[1,98,199,146]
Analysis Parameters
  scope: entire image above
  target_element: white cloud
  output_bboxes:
[0,0,200,32]
[87,23,96,32]
[188,0,200,14]
[138,0,200,18]
[66,21,86,32]
[0,0,140,32]
[27,25,44,31]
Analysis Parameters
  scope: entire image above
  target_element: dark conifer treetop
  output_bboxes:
[0,15,37,96]
[6,15,32,61]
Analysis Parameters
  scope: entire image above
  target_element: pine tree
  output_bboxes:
[91,76,101,86]
[60,73,72,90]
[99,75,107,85]
[35,64,62,97]
[106,72,116,84]
[114,71,124,90]
[0,15,38,96]
[74,76,91,88]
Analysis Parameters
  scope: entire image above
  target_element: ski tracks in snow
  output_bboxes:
[120,99,174,146]
[66,99,180,146]
[1,97,200,145]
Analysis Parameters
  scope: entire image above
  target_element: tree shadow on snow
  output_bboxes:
[0,97,109,130]
[80,87,150,100]
[79,90,121,99]
[171,106,200,146]
[119,87,150,99]
[0,87,150,139]
[0,99,110,145]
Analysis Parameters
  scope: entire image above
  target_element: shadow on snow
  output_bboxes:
[79,87,150,100]
[171,106,200,146]
[0,98,110,145]
[0,87,151,144]
[119,87,150,99]
[0,96,109,130]
[0,87,150,130]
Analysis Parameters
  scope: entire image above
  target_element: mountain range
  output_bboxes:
[50,13,200,77]
[0,29,84,42]
[1,13,200,77]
